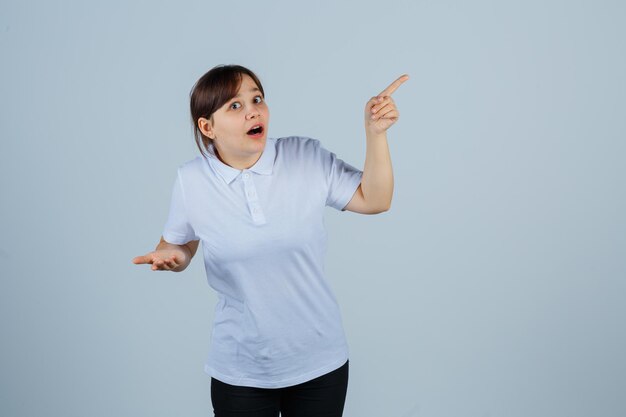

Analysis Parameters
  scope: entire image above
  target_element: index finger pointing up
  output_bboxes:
[379,74,409,97]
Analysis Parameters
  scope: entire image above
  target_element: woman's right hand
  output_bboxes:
[132,249,188,271]
[132,237,198,272]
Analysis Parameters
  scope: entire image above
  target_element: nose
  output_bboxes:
[246,109,260,120]
[245,102,262,120]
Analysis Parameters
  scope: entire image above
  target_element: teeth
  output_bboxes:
[248,125,263,134]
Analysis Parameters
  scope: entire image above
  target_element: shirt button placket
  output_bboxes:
[241,170,266,225]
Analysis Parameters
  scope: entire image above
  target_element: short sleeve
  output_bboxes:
[319,142,363,211]
[162,169,198,244]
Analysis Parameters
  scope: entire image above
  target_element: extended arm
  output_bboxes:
[344,131,393,214]
[344,74,408,214]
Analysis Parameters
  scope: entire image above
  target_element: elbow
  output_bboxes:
[373,194,393,214]
[370,202,391,214]
[379,198,393,213]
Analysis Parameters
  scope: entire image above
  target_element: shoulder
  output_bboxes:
[274,136,322,150]
[177,156,205,175]
[173,156,208,184]
[273,136,325,160]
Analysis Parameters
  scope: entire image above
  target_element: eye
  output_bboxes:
[254,95,264,104]
[230,102,241,110]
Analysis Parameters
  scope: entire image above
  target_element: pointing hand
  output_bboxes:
[364,74,409,135]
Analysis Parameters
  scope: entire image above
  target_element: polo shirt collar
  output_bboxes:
[205,138,276,185]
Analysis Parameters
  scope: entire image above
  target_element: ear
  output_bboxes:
[198,117,215,139]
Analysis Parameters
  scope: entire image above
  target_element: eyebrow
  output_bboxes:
[232,87,262,98]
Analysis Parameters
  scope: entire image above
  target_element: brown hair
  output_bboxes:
[189,65,265,158]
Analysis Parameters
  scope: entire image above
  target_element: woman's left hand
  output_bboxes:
[364,74,409,135]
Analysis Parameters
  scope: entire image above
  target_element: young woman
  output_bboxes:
[133,65,407,417]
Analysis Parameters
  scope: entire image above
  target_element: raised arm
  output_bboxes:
[344,74,408,214]
[132,236,200,272]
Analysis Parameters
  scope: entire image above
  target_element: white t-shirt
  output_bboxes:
[162,136,363,388]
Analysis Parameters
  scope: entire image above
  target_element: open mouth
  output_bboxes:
[247,124,264,136]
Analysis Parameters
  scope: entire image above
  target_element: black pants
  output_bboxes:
[211,360,349,417]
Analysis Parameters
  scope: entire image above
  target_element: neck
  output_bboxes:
[214,148,263,170]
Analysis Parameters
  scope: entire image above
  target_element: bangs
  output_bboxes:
[191,70,243,120]
[207,71,243,111]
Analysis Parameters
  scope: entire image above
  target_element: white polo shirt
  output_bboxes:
[162,136,363,388]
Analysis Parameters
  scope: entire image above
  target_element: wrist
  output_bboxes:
[365,129,387,141]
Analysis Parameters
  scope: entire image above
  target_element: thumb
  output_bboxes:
[132,254,154,265]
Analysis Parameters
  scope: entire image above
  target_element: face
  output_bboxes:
[198,74,270,169]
